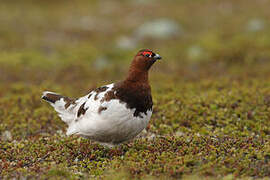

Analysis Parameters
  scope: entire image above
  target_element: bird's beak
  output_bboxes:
[153,53,162,60]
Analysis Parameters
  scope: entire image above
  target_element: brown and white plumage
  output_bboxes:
[42,49,161,147]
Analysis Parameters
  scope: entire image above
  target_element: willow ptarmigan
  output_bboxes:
[42,49,161,146]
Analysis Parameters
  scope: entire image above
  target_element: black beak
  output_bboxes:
[153,53,162,60]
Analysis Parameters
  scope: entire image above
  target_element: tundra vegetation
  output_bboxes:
[0,0,270,179]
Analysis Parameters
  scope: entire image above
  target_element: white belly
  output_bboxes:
[67,95,152,145]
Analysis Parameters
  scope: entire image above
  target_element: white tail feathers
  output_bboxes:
[42,91,77,125]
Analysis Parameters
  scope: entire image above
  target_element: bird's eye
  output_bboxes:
[142,51,152,57]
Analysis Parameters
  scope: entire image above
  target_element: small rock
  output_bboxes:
[94,56,110,70]
[136,129,157,140]
[57,130,65,137]
[116,36,137,50]
[1,130,12,141]
[40,132,51,137]
[175,131,184,137]
[187,45,204,62]
[246,18,265,32]
[135,19,183,40]
[74,157,79,163]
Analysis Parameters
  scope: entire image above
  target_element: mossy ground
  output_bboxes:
[1,0,270,179]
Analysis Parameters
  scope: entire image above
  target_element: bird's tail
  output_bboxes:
[42,91,77,124]
[42,91,64,104]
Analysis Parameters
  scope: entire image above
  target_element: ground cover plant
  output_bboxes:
[1,0,270,179]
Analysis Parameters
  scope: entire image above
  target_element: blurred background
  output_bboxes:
[1,0,270,89]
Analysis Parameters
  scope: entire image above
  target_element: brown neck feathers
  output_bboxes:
[124,56,150,84]
[125,67,148,83]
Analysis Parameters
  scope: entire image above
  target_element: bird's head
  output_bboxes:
[131,49,162,71]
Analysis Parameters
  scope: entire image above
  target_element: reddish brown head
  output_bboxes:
[126,49,162,83]
[132,49,162,71]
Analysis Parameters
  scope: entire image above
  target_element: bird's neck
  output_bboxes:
[125,67,149,84]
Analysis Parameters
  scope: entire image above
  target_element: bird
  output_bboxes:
[42,49,162,147]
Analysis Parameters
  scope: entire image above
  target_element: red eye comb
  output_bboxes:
[142,51,152,56]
